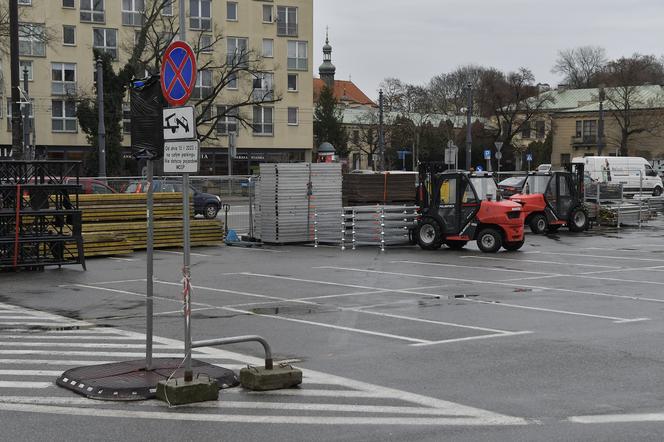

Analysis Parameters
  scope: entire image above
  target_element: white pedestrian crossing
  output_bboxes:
[0,301,528,427]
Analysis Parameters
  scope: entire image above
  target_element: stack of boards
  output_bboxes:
[78,193,223,257]
[256,163,342,244]
[342,172,417,206]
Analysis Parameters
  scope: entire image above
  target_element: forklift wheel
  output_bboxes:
[417,218,443,250]
[503,240,524,251]
[476,228,502,253]
[445,240,468,250]
[528,214,548,234]
[568,206,589,232]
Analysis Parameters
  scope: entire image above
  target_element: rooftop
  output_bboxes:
[313,78,376,107]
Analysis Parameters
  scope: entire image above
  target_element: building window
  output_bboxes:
[560,153,571,166]
[51,63,77,95]
[122,0,145,26]
[521,121,531,139]
[93,28,118,59]
[161,0,173,16]
[192,69,212,99]
[18,0,32,5]
[190,0,211,31]
[352,130,360,145]
[575,120,597,141]
[228,72,238,90]
[262,38,273,58]
[253,106,273,135]
[262,5,273,23]
[19,60,33,81]
[287,74,298,92]
[18,23,46,57]
[216,105,238,135]
[287,41,307,71]
[226,1,237,21]
[63,25,76,45]
[63,0,75,7]
[80,0,105,23]
[277,6,297,36]
[6,98,34,131]
[51,100,77,132]
[122,103,131,134]
[287,107,298,126]
[200,34,213,53]
[536,120,545,138]
[252,72,274,100]
[226,37,248,65]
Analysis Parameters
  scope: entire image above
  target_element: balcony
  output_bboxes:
[571,135,597,147]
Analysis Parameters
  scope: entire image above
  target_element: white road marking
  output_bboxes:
[569,413,664,424]
[0,350,221,359]
[500,275,564,282]
[454,298,649,323]
[0,322,90,327]
[347,309,512,334]
[220,306,431,344]
[319,266,664,305]
[460,255,620,269]
[0,342,177,349]
[0,370,63,376]
[108,257,135,262]
[1,335,145,341]
[156,250,213,257]
[530,251,664,263]
[155,280,313,304]
[84,279,147,285]
[392,260,555,276]
[579,266,664,275]
[0,403,527,426]
[411,331,533,347]
[0,381,51,389]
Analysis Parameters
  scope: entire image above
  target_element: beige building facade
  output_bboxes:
[2,0,313,174]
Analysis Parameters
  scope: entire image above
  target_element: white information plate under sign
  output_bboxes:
[163,106,196,140]
[164,140,200,173]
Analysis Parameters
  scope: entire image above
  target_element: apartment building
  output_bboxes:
[1,0,314,174]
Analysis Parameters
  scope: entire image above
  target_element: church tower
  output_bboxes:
[318,29,336,89]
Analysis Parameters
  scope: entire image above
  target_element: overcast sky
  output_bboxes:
[313,0,664,100]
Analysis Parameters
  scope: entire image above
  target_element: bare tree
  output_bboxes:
[599,55,664,155]
[429,65,485,114]
[351,108,390,170]
[552,46,607,88]
[477,67,554,164]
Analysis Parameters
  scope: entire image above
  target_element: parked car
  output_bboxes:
[537,164,552,172]
[64,178,116,194]
[123,180,222,219]
[497,176,527,197]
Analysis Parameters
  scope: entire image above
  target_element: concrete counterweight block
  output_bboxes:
[155,377,219,405]
[240,364,303,391]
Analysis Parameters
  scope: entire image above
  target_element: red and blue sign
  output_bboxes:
[160,41,197,107]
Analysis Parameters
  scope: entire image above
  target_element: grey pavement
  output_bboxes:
[1,220,664,440]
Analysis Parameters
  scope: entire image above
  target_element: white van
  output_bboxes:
[572,156,663,196]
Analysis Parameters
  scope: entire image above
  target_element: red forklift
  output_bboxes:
[415,164,525,253]
[508,164,589,234]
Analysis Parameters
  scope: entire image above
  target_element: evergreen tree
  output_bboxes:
[314,86,349,158]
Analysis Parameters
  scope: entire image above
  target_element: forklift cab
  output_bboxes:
[522,166,583,220]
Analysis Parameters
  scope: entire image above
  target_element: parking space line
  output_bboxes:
[319,266,664,305]
[156,250,214,257]
[392,260,556,276]
[108,257,136,262]
[411,331,533,347]
[0,370,65,377]
[528,251,664,263]
[449,298,649,323]
[300,285,450,301]
[0,382,52,389]
[220,306,432,344]
[569,413,664,424]
[579,266,664,275]
[500,275,564,282]
[461,256,621,269]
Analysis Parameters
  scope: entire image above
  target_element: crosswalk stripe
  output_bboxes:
[0,370,63,376]
[0,381,52,389]
[0,342,178,349]
[1,335,145,341]
[0,350,224,359]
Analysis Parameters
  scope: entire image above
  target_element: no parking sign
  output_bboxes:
[160,41,197,107]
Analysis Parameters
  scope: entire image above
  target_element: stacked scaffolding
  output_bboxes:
[0,161,85,271]
[338,205,418,252]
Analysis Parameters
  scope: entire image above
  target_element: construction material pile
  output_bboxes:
[255,163,342,244]
[342,172,417,206]
[79,193,223,257]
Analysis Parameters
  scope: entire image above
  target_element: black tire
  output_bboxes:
[528,213,548,234]
[568,206,589,232]
[503,240,524,251]
[204,204,219,219]
[476,228,502,253]
[445,240,468,250]
[653,186,663,197]
[417,218,444,250]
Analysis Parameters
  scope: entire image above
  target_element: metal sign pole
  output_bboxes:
[145,158,154,370]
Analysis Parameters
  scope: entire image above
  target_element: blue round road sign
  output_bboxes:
[476,165,484,172]
[160,41,197,107]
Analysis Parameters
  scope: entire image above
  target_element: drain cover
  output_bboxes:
[56,358,238,401]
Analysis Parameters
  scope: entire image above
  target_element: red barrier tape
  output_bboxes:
[13,184,21,269]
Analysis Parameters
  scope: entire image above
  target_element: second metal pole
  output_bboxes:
[183,173,192,382]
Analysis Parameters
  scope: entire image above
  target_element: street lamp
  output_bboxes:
[598,84,605,156]
[465,82,473,171]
